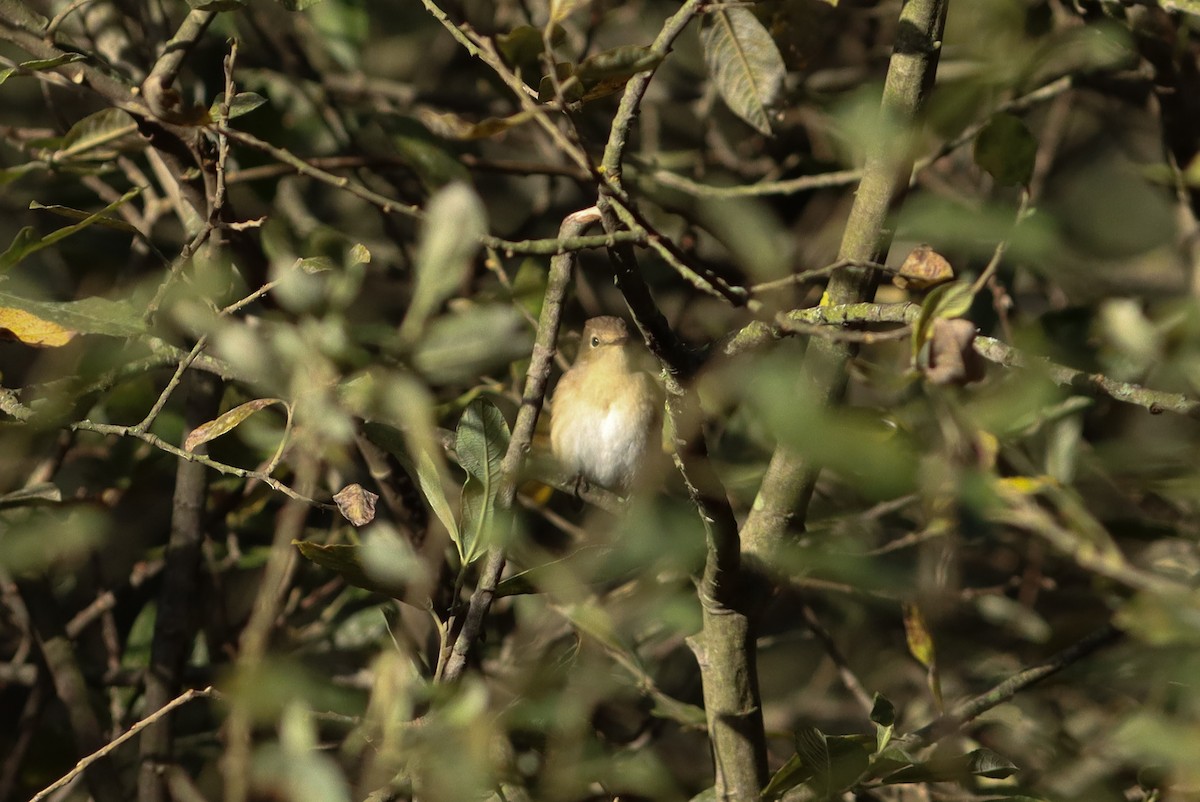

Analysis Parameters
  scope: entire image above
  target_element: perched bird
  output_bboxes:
[550,316,661,492]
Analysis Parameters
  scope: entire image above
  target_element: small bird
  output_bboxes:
[550,316,661,492]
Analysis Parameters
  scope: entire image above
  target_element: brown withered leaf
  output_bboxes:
[183,398,287,453]
[894,244,954,290]
[333,483,379,527]
[921,318,986,386]
[0,307,77,347]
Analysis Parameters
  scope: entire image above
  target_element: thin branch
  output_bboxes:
[439,207,601,684]
[647,75,1073,200]
[743,301,1200,419]
[907,624,1120,748]
[70,421,334,508]
[29,686,215,802]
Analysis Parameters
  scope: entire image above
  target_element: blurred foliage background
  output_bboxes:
[2,0,1200,800]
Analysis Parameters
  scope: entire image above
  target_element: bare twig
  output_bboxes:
[29,686,215,802]
[439,207,601,684]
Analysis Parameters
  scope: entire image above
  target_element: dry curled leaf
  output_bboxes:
[921,318,986,386]
[894,244,954,290]
[333,483,379,526]
[0,307,77,347]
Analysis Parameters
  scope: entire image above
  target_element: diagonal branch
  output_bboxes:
[439,207,601,684]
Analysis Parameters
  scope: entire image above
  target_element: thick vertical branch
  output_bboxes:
[439,207,600,684]
[597,3,768,797]
[137,371,221,802]
[740,0,950,564]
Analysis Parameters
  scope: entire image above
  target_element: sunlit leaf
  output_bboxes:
[0,291,144,337]
[399,182,487,341]
[209,90,267,119]
[548,0,589,25]
[0,483,62,506]
[0,307,77,347]
[414,445,460,547]
[184,398,288,453]
[0,53,86,87]
[700,8,786,135]
[455,399,510,562]
[912,280,974,359]
[870,694,896,753]
[417,109,536,141]
[54,108,140,161]
[903,601,943,710]
[293,540,406,599]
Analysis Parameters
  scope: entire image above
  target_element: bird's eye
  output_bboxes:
[590,336,600,347]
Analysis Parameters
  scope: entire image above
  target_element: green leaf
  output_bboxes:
[497,25,563,75]
[762,752,809,801]
[765,728,872,800]
[183,398,289,452]
[455,398,509,481]
[418,109,536,141]
[294,255,336,274]
[414,445,460,548]
[409,305,534,385]
[386,117,471,191]
[883,747,1018,784]
[0,292,144,337]
[0,187,140,272]
[398,182,487,341]
[30,201,139,234]
[186,0,245,9]
[576,45,664,100]
[293,540,407,599]
[54,108,139,161]
[974,113,1037,187]
[700,8,786,135]
[0,53,86,88]
[455,399,510,562]
[209,91,267,120]
[912,280,974,359]
[274,0,324,9]
[870,693,896,753]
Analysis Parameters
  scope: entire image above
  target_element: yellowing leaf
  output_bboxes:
[903,602,944,712]
[333,483,380,527]
[184,398,288,453]
[0,307,77,346]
